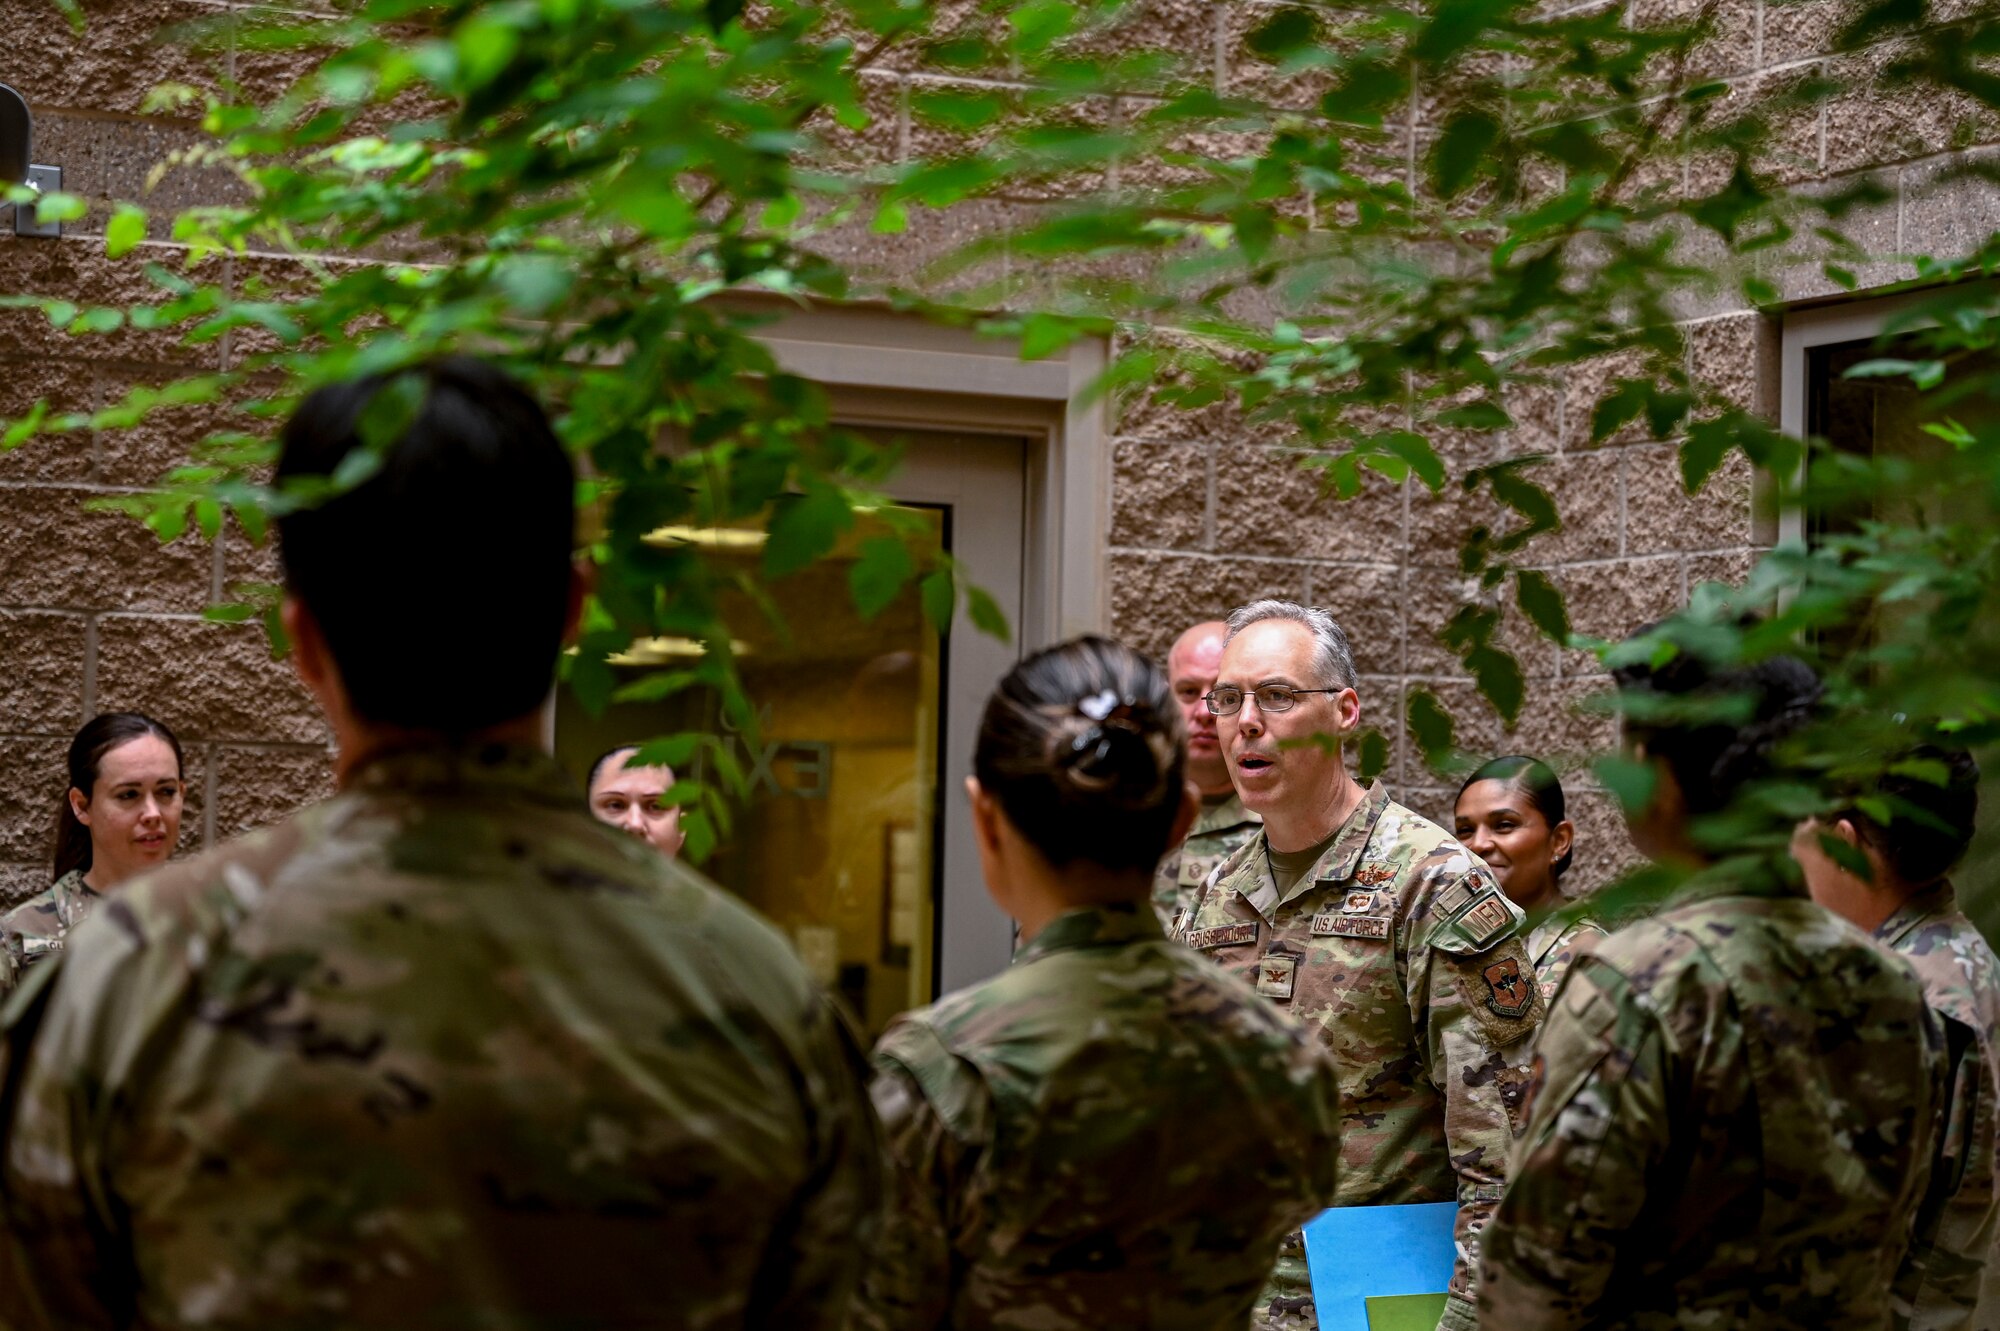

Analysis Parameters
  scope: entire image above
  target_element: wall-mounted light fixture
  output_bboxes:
[0,84,63,239]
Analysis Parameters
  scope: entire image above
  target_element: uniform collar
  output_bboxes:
[1191,791,1260,837]
[346,742,581,810]
[1230,780,1391,916]
[1875,880,1959,948]
[1013,902,1164,966]
[51,869,97,904]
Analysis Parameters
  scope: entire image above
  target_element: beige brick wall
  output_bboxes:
[0,0,333,903]
[1,0,1991,897]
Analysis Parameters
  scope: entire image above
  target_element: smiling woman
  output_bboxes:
[0,713,186,996]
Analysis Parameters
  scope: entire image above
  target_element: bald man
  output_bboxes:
[587,746,685,859]
[1151,620,1262,930]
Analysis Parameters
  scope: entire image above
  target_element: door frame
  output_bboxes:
[749,298,1113,993]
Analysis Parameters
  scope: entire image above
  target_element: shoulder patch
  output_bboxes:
[1447,939,1546,1047]
[1427,882,1527,955]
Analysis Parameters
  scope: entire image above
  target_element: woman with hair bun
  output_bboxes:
[0,712,185,994]
[849,635,1342,1331]
[1454,755,1602,1000]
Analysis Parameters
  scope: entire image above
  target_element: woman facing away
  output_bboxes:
[1479,642,1946,1331]
[0,712,185,995]
[1454,756,1603,1001]
[848,635,1343,1331]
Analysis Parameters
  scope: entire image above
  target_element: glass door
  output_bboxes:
[557,428,1025,1037]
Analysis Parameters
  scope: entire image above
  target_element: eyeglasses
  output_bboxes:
[1203,685,1341,716]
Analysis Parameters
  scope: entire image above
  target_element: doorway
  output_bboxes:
[556,427,1026,1037]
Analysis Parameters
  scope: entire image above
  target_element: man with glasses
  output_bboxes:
[1151,620,1262,930]
[1177,599,1544,1331]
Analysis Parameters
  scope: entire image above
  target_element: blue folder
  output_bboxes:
[1302,1202,1459,1331]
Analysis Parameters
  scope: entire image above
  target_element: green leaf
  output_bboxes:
[1382,431,1448,493]
[1466,643,1526,726]
[452,15,520,90]
[704,0,745,31]
[105,205,148,258]
[849,536,914,620]
[1246,7,1319,59]
[203,602,259,624]
[1680,420,1735,492]
[920,568,955,633]
[1515,569,1570,644]
[1434,400,1512,430]
[1430,110,1500,199]
[1597,756,1658,818]
[966,584,1011,643]
[355,372,423,460]
[32,193,86,223]
[1354,728,1392,785]
[1590,379,1649,443]
[764,485,854,579]
[1405,687,1456,772]
[3,399,49,449]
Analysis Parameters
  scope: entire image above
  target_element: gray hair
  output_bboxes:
[1224,599,1357,690]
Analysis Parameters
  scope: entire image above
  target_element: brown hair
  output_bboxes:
[52,712,184,881]
[973,635,1185,873]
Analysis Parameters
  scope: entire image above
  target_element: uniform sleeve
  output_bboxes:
[745,994,887,1330]
[849,1028,991,1331]
[0,937,141,1331]
[1407,873,1545,1331]
[1477,958,1669,1330]
[1897,1016,1997,1331]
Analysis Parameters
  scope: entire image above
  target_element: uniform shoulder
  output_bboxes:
[1891,909,2000,1033]
[0,879,68,936]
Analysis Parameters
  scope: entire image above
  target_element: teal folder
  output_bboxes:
[1302,1202,1458,1331]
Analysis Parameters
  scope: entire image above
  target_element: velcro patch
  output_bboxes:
[1435,881,1475,917]
[1341,890,1377,914]
[1311,913,1390,940]
[1449,945,1546,1047]
[1256,953,1297,1001]
[1460,895,1515,949]
[1187,922,1259,951]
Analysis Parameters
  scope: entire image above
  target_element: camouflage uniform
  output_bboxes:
[0,743,882,1331]
[851,901,1342,1331]
[1177,780,1545,1331]
[1151,791,1261,930]
[0,870,98,996]
[1479,874,1947,1330]
[1879,881,2000,1331]
[1525,909,1605,1002]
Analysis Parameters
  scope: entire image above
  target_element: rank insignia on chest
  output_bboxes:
[1187,922,1259,951]
[1482,957,1535,1019]
[1256,952,1297,1001]
[1353,863,1395,887]
[1310,913,1390,940]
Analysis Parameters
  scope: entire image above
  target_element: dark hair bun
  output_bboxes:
[1052,709,1175,808]
[974,637,1186,873]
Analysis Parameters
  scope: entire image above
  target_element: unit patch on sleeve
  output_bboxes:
[1186,922,1259,951]
[1482,956,1536,1018]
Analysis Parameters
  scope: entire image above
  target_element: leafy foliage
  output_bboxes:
[8,0,2000,913]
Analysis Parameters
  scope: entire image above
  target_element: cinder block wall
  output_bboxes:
[0,0,1988,899]
[0,1,332,904]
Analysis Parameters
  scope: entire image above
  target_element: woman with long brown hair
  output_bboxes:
[0,712,185,993]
